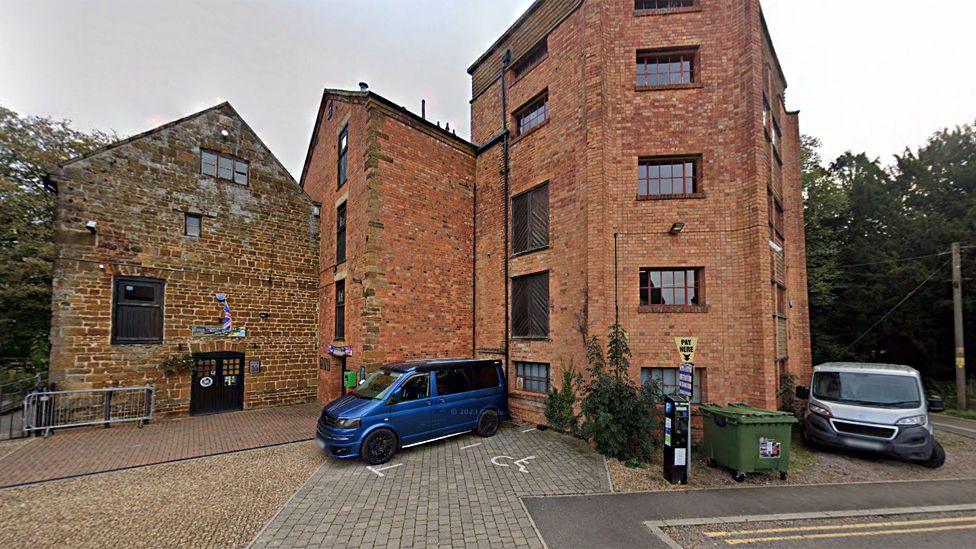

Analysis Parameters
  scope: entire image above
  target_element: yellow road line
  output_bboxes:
[705,514,976,537]
[723,522,976,545]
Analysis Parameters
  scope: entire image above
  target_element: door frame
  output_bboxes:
[190,351,245,415]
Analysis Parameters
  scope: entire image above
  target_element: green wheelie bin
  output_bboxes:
[699,403,797,482]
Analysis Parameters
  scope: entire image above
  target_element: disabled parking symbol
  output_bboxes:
[491,455,536,473]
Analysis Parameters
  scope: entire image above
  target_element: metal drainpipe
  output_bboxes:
[501,50,512,394]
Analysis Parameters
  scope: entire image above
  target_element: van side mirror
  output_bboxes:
[927,395,945,413]
[795,386,810,400]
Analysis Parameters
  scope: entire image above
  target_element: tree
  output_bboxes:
[0,105,115,376]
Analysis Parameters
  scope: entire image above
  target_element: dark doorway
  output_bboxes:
[190,352,244,415]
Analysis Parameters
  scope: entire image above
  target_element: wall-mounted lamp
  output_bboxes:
[220,129,230,137]
[669,222,686,235]
[85,220,97,234]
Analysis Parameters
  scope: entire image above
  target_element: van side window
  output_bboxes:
[470,365,500,390]
[435,368,471,396]
[400,374,429,402]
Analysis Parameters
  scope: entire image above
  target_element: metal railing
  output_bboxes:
[23,386,155,437]
[0,373,47,440]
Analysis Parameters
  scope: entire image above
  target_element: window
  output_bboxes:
[334,279,345,341]
[768,192,784,237]
[763,94,771,131]
[112,277,164,344]
[638,157,699,196]
[336,202,347,264]
[399,374,430,402]
[516,362,550,393]
[635,0,696,13]
[337,126,348,187]
[511,183,549,254]
[774,284,787,318]
[640,268,702,307]
[514,91,549,135]
[637,49,697,87]
[512,39,547,77]
[184,213,201,237]
[201,150,248,185]
[641,367,702,403]
[512,271,549,337]
[469,364,501,390]
[435,367,471,396]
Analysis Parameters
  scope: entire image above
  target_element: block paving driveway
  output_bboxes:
[251,425,611,548]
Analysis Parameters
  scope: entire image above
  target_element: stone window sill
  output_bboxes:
[634,7,703,17]
[636,83,704,92]
[637,192,706,201]
[511,245,550,258]
[510,389,547,402]
[638,304,709,314]
[511,336,551,342]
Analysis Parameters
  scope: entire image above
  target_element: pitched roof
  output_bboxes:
[298,88,475,190]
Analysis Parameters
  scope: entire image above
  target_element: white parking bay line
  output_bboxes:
[366,463,402,477]
[521,427,537,433]
[460,442,482,450]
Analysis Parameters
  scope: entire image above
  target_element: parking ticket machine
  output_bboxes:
[664,394,691,484]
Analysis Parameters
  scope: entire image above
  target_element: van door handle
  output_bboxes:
[439,398,446,403]
[425,400,432,405]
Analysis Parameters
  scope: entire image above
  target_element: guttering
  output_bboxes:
[501,50,512,394]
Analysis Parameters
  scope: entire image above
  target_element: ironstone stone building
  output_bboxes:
[48,0,811,422]
[47,103,320,416]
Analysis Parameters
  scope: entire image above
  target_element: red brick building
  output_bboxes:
[47,103,320,415]
[306,0,811,419]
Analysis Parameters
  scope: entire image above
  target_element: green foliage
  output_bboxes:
[0,105,115,376]
[777,371,798,416]
[161,354,195,377]
[802,124,976,384]
[579,324,660,463]
[544,361,582,434]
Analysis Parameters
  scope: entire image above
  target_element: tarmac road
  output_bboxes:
[932,413,976,439]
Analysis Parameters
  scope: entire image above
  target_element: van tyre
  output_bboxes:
[361,429,398,465]
[476,409,500,437]
[919,440,946,469]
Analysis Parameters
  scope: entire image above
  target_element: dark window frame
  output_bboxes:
[334,279,346,341]
[515,361,550,394]
[184,213,202,237]
[639,268,704,310]
[513,90,549,137]
[336,202,347,265]
[638,156,702,198]
[636,47,700,89]
[111,276,165,345]
[511,182,550,255]
[511,39,548,79]
[511,271,550,338]
[200,149,248,185]
[635,0,698,15]
[337,125,349,188]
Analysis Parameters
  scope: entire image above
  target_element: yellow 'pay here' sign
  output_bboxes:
[674,337,698,364]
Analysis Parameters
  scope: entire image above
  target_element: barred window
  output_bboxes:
[184,213,201,237]
[512,183,549,254]
[637,49,697,87]
[516,362,550,393]
[336,202,347,264]
[335,279,345,341]
[512,271,549,337]
[515,91,549,135]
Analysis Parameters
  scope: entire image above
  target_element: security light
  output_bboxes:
[85,220,97,234]
[669,222,685,235]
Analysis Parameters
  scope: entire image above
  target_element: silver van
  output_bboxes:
[795,362,945,468]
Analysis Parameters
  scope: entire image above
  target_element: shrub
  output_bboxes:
[579,324,660,463]
[545,361,581,434]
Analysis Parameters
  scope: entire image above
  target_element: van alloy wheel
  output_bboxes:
[476,409,499,437]
[362,429,397,465]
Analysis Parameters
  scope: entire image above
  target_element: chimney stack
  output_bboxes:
[421,99,426,119]
[358,82,368,92]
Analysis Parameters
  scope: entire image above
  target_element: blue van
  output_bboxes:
[316,358,509,464]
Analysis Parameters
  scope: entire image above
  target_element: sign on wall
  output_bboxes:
[674,337,698,364]
[248,359,261,374]
[190,325,247,338]
[328,344,353,357]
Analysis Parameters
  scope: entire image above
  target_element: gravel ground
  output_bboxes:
[665,510,976,548]
[609,431,976,492]
[0,440,324,548]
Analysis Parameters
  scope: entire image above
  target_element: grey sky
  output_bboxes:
[2,0,974,177]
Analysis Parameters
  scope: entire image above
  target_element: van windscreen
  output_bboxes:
[812,372,920,409]
[353,370,403,400]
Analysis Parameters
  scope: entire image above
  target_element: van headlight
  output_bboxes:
[896,415,926,426]
[808,403,832,418]
[335,417,361,429]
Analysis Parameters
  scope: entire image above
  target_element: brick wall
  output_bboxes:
[469,0,812,422]
[302,91,477,402]
[48,103,320,415]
